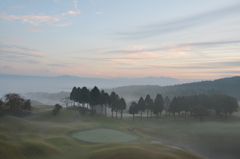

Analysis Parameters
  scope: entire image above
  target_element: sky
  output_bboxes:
[0,0,240,82]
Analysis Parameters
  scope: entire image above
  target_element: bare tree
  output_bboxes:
[60,96,71,108]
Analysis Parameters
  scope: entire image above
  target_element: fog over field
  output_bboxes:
[1,0,240,159]
[0,74,181,97]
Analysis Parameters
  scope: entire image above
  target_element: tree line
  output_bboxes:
[129,94,239,121]
[0,93,32,117]
[69,86,126,119]
[70,86,239,122]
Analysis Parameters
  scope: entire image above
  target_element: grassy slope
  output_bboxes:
[0,107,207,159]
[122,112,240,159]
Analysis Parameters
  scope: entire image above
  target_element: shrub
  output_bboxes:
[52,104,62,115]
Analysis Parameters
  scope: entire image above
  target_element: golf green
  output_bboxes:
[71,128,140,143]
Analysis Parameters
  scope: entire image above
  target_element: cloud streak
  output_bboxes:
[149,60,240,70]
[26,28,59,32]
[61,10,81,16]
[117,4,240,39]
[0,43,45,58]
[0,12,61,26]
[72,1,78,8]
[4,36,25,43]
[93,40,240,56]
[0,9,81,26]
[95,12,103,15]
[76,56,156,62]
[52,23,72,27]
[10,5,26,9]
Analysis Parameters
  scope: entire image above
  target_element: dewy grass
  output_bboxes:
[1,107,240,159]
[71,128,140,143]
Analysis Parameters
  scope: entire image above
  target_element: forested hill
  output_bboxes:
[171,76,240,95]
[107,76,240,100]
[0,74,180,97]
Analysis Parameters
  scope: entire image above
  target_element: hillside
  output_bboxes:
[0,74,181,97]
[0,107,208,159]
[106,76,240,100]
[20,76,240,105]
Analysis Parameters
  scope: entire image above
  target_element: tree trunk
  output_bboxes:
[116,111,117,119]
[174,113,175,120]
[140,111,142,121]
[111,109,113,118]
[101,105,103,114]
[185,111,186,119]
[200,116,203,122]
[157,113,159,121]
[178,112,180,118]
[147,110,148,119]
[182,111,183,118]
[121,111,123,119]
[133,114,134,122]
[166,111,167,118]
[105,105,107,116]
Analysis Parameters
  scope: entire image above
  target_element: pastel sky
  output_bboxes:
[0,0,240,82]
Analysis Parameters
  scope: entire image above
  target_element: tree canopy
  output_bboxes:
[0,93,32,116]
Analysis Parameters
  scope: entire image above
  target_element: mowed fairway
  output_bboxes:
[71,128,140,143]
[0,106,215,159]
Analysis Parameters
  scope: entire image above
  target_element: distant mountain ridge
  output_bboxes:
[0,74,181,96]
[106,76,240,100]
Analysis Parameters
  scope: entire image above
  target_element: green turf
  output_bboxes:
[71,128,140,143]
[2,106,240,159]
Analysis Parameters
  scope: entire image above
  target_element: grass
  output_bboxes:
[120,111,240,159]
[89,145,205,159]
[1,106,240,159]
[71,128,140,143]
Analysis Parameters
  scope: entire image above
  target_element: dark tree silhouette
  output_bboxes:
[192,104,209,121]
[0,93,32,117]
[70,87,77,106]
[89,86,101,115]
[137,97,146,121]
[103,92,110,116]
[3,93,25,113]
[81,87,90,108]
[145,95,152,119]
[52,104,62,115]
[129,102,138,122]
[119,97,126,119]
[178,96,185,118]
[169,97,178,120]
[211,94,239,118]
[153,94,164,121]
[100,90,105,114]
[23,100,31,111]
[164,96,171,117]
[0,99,3,109]
[76,87,82,106]
[113,94,120,119]
[181,96,189,119]
[110,92,117,118]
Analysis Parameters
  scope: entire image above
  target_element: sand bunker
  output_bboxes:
[71,128,140,143]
